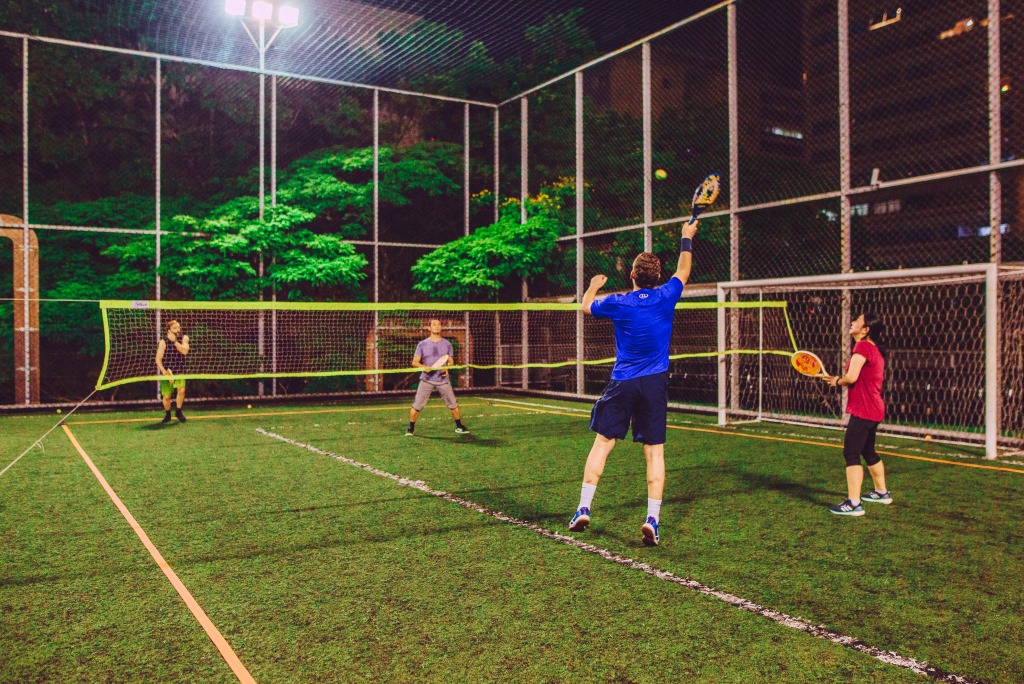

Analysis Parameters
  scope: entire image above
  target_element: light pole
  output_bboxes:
[225,0,298,396]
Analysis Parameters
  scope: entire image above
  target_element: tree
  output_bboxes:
[411,179,575,300]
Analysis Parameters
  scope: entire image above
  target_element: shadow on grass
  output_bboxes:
[731,471,836,506]
[138,422,177,431]
[413,435,506,448]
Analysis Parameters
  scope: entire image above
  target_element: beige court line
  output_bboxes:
[497,403,1024,476]
[68,402,485,426]
[61,425,257,684]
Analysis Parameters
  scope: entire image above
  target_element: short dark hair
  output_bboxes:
[631,253,662,289]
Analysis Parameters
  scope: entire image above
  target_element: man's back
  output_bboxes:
[590,277,683,380]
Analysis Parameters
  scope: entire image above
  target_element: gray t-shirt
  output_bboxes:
[415,337,454,382]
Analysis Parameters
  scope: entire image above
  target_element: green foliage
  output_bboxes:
[411,180,576,301]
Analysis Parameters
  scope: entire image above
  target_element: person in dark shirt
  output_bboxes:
[155,319,190,423]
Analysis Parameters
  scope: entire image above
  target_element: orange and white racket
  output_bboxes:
[791,350,829,378]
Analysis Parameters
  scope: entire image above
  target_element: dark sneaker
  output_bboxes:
[829,499,865,516]
[641,516,660,546]
[405,429,415,437]
[175,409,186,423]
[455,426,470,434]
[862,490,893,504]
[568,506,591,532]
[162,413,172,424]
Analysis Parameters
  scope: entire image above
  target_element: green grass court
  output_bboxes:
[2,395,1022,683]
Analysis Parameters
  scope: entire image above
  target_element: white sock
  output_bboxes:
[578,483,596,510]
[850,498,861,507]
[647,498,662,522]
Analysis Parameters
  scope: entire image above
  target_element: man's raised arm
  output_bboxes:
[582,274,608,315]
[673,219,699,285]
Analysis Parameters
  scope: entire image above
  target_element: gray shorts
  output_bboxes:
[412,378,458,411]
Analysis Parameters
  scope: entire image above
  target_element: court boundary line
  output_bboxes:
[491,401,1024,476]
[256,427,978,684]
[61,425,257,684]
[67,402,486,426]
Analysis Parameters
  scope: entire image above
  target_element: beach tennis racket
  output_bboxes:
[429,354,450,370]
[791,350,830,378]
[688,173,722,224]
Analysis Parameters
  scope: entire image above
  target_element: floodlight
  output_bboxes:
[225,0,246,16]
[278,5,299,27]
[251,1,274,21]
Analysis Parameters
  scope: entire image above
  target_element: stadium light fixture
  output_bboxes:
[251,1,274,21]
[225,0,246,17]
[278,5,299,28]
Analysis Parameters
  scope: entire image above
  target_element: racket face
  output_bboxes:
[791,350,825,376]
[692,173,722,209]
[432,354,450,368]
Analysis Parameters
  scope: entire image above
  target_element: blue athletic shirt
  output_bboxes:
[590,277,684,381]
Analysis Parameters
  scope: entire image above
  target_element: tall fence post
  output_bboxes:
[520,97,529,390]
[727,3,740,414]
[576,71,585,396]
[21,37,33,404]
[838,0,852,417]
[642,42,652,253]
[373,89,381,392]
[155,57,162,400]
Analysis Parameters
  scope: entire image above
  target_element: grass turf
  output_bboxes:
[1,395,1021,683]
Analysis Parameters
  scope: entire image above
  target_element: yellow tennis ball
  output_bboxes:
[56,408,62,414]
[247,404,252,409]
[654,169,668,180]
[924,434,932,441]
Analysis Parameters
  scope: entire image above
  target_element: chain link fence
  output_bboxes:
[1,0,1021,435]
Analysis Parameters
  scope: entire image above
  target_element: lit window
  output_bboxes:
[887,199,901,212]
[874,202,888,214]
[852,203,869,216]
[768,126,804,140]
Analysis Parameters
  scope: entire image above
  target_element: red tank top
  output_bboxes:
[846,340,885,422]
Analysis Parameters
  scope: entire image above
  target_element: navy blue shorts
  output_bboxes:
[589,372,668,445]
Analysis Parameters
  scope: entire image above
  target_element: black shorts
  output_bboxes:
[843,414,882,467]
[589,372,668,445]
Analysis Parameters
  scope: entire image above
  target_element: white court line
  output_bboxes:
[256,428,979,684]
[489,398,592,413]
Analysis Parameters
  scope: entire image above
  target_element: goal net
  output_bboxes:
[96,299,797,393]
[718,264,1020,455]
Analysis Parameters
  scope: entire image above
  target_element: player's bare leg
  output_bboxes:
[174,387,186,422]
[583,434,616,486]
[642,444,665,546]
[569,434,616,532]
[642,443,665,500]
[845,464,865,503]
[866,461,886,493]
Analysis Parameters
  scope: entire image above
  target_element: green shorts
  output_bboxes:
[161,377,185,398]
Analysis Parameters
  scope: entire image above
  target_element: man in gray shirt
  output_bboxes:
[407,318,469,436]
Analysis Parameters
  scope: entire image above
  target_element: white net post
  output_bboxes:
[986,264,999,459]
[758,289,764,420]
[495,312,502,387]
[717,284,727,426]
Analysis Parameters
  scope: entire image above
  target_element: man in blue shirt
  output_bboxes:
[568,219,699,546]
